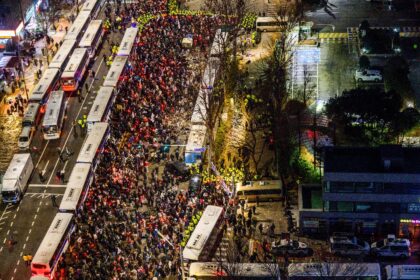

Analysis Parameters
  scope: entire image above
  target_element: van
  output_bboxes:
[18,126,34,151]
[236,180,282,202]
[330,234,370,257]
[256,17,288,32]
[372,244,410,259]
[1,153,34,203]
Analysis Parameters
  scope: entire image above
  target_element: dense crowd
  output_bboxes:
[55,6,228,280]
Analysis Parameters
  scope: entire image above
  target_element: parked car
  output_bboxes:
[164,161,189,180]
[189,174,202,193]
[18,126,34,151]
[355,69,383,82]
[330,234,370,257]
[371,235,410,259]
[271,239,313,257]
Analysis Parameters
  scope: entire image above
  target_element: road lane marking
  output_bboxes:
[31,221,35,227]
[28,229,32,234]
[10,221,13,227]
[3,238,6,244]
[36,207,40,213]
[13,214,16,219]
[26,236,29,242]
[7,229,10,235]
[14,268,17,274]
[35,140,50,169]
[34,214,37,220]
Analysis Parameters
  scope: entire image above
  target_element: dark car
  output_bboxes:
[189,174,202,193]
[165,161,189,179]
[271,239,313,257]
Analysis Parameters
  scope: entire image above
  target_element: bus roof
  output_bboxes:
[23,102,40,123]
[190,89,207,124]
[237,180,282,191]
[202,57,219,88]
[65,11,90,41]
[79,20,102,47]
[288,263,381,278]
[256,16,289,23]
[185,125,206,153]
[210,29,228,56]
[29,68,60,102]
[42,91,65,127]
[189,262,281,279]
[183,205,223,261]
[32,213,73,264]
[59,163,91,212]
[87,86,114,123]
[117,26,138,56]
[3,153,31,180]
[49,40,76,69]
[385,265,420,279]
[76,122,109,164]
[62,48,88,77]
[103,56,128,87]
[81,0,99,11]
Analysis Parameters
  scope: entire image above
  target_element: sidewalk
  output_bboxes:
[0,7,75,116]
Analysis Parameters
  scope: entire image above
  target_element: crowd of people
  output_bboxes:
[55,3,231,279]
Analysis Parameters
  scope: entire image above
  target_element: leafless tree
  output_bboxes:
[296,64,316,106]
[36,0,62,34]
[288,262,370,279]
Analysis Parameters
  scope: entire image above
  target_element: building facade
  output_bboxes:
[299,145,420,240]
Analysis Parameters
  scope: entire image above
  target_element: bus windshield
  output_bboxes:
[43,125,58,134]
[1,190,18,200]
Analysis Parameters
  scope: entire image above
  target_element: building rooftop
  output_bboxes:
[324,145,420,174]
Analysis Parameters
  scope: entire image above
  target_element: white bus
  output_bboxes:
[79,20,104,58]
[76,122,109,169]
[49,39,77,70]
[117,26,138,56]
[236,180,282,203]
[22,102,41,127]
[210,29,228,57]
[255,17,288,32]
[61,48,90,92]
[1,153,33,203]
[183,205,224,261]
[103,56,128,87]
[385,265,420,280]
[42,91,67,140]
[185,124,207,165]
[31,213,74,278]
[64,10,91,41]
[28,68,60,104]
[86,86,115,132]
[288,263,381,280]
[81,0,102,19]
[189,262,281,280]
[59,163,92,213]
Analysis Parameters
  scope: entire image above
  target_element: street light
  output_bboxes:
[17,0,29,99]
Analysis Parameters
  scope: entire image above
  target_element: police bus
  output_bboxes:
[103,56,128,87]
[49,39,76,70]
[86,86,115,132]
[28,68,60,104]
[189,262,281,280]
[79,20,104,58]
[288,263,382,280]
[61,48,90,92]
[385,265,420,280]
[76,122,109,169]
[81,0,103,19]
[117,26,138,56]
[59,163,92,213]
[22,102,41,127]
[64,11,91,41]
[183,205,224,262]
[31,213,74,278]
[41,91,67,140]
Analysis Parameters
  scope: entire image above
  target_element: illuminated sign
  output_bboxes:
[400,219,420,224]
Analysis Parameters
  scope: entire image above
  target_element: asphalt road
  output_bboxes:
[305,0,420,32]
[0,9,124,280]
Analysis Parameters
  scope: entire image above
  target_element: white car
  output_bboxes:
[355,69,383,82]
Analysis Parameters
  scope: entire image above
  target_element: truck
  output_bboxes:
[1,153,34,203]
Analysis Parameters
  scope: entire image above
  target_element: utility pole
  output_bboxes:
[17,0,29,99]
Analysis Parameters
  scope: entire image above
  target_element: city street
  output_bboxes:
[0,4,123,278]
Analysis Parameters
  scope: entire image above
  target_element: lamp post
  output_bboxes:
[17,0,29,99]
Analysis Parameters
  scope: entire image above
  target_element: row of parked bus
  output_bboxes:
[184,29,228,166]
[29,22,139,279]
[20,0,104,144]
[1,0,106,204]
